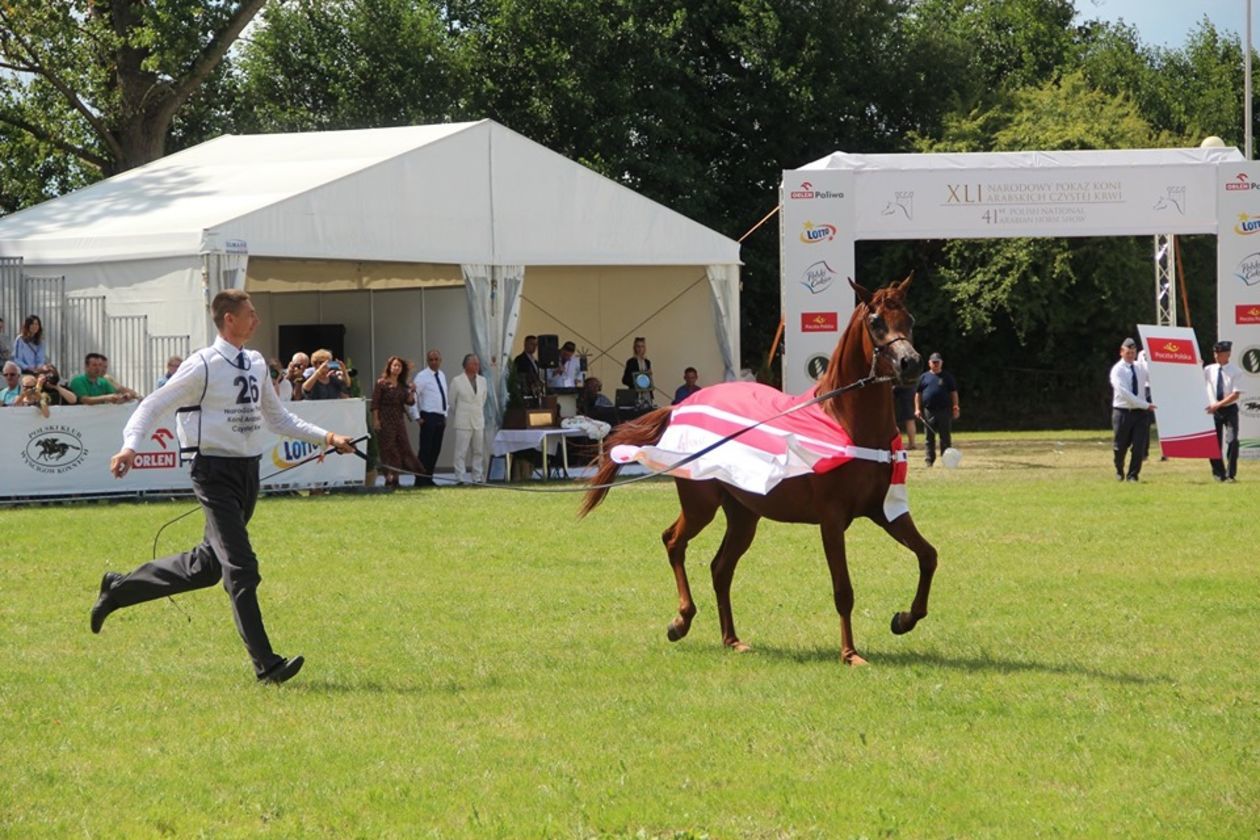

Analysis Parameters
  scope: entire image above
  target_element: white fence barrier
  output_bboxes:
[1,399,367,498]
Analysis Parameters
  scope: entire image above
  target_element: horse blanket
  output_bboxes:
[610,382,909,520]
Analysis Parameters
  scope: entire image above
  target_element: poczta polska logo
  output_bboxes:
[23,425,88,474]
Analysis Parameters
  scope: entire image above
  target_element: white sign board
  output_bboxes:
[780,169,855,394]
[1136,325,1219,459]
[0,399,367,498]
[1216,163,1260,457]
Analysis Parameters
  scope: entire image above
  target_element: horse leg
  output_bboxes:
[879,513,938,636]
[662,479,721,642]
[711,501,760,653]
[820,518,866,666]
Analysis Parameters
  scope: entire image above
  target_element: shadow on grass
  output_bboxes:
[746,643,1164,684]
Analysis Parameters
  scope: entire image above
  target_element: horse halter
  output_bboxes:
[853,301,914,389]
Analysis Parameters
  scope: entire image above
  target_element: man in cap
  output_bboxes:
[1109,337,1156,482]
[1204,340,1243,482]
[914,352,960,467]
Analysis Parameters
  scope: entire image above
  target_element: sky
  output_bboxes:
[1075,0,1251,49]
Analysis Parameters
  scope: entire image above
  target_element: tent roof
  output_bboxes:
[0,120,740,266]
[803,146,1244,172]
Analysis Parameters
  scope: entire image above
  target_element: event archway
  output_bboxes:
[780,147,1260,456]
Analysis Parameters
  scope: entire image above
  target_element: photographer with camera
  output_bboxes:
[301,348,353,400]
[34,364,78,407]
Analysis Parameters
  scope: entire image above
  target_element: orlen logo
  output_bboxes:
[789,180,845,200]
[1225,172,1260,191]
[800,221,837,243]
[1234,213,1260,235]
[791,181,816,200]
[133,427,177,469]
[801,312,838,332]
[272,439,321,470]
[1237,304,1260,324]
[1145,339,1196,364]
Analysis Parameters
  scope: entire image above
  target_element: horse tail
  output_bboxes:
[578,406,674,518]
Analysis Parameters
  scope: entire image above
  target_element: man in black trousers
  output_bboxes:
[1108,337,1156,482]
[409,348,448,485]
[92,289,357,684]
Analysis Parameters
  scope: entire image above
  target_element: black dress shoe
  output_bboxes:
[90,572,123,634]
[258,655,305,685]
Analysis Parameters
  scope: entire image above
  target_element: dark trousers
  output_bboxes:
[1210,406,1240,479]
[105,455,283,677]
[1112,408,1150,478]
[923,408,952,464]
[418,411,446,483]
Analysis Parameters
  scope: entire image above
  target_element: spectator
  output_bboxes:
[622,336,652,388]
[34,364,77,406]
[578,376,617,426]
[1,360,21,405]
[302,349,351,400]
[915,352,960,468]
[69,353,135,405]
[1204,340,1243,483]
[13,314,46,373]
[1108,338,1154,482]
[672,367,702,405]
[408,349,448,486]
[514,334,544,398]
[282,354,307,402]
[371,356,424,488]
[0,317,11,366]
[14,373,50,418]
[547,341,582,388]
[155,355,183,389]
[449,353,488,484]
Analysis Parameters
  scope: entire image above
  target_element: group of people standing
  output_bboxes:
[1110,336,1243,483]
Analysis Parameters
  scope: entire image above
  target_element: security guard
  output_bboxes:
[92,289,357,684]
[1109,337,1156,482]
[1204,340,1243,482]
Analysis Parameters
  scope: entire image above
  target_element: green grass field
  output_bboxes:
[2,431,1257,838]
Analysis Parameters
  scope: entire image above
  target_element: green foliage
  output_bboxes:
[2,438,1259,835]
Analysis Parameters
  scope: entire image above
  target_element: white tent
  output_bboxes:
[0,120,740,446]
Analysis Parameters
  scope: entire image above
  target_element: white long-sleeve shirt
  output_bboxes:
[406,366,448,421]
[1109,358,1152,409]
[122,336,329,457]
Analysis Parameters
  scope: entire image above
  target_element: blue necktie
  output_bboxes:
[236,351,246,369]
[1216,368,1225,400]
[1128,364,1137,395]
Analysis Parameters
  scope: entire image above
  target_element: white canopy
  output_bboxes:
[0,119,740,267]
[803,146,1244,172]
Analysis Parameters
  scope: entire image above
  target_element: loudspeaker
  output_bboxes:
[537,334,560,367]
[279,324,346,364]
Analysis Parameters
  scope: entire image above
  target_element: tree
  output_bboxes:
[0,0,269,179]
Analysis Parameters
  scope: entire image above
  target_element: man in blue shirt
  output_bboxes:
[915,353,960,467]
[673,367,702,404]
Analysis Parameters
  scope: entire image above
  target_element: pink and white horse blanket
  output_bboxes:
[610,382,909,520]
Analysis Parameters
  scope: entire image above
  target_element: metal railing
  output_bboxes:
[148,334,192,390]
[63,295,108,377]
[107,314,149,395]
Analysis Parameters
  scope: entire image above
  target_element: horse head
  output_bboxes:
[849,274,922,384]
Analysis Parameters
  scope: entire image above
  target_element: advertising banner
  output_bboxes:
[846,162,1219,241]
[1135,325,1219,459]
[781,169,856,394]
[0,399,367,498]
[1216,163,1260,458]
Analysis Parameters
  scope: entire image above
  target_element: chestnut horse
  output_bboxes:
[579,277,937,665]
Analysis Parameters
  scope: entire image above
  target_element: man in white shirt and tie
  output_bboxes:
[547,341,582,389]
[92,289,358,684]
[1109,337,1156,482]
[449,353,488,483]
[408,349,448,486]
[1204,340,1243,482]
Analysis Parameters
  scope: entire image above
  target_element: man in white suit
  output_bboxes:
[449,353,488,483]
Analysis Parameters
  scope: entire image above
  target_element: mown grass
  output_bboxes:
[1,431,1257,838]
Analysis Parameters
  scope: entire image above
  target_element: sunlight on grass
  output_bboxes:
[1,431,1256,837]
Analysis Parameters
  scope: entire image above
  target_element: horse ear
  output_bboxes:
[848,277,873,305]
[896,271,914,293]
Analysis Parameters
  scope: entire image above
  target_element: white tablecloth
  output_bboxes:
[491,427,583,457]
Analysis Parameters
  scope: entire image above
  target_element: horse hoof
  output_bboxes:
[666,621,686,642]
[890,612,909,635]
[843,652,868,667]
[727,641,752,653]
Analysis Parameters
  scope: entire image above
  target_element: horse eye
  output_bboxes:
[869,314,886,332]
